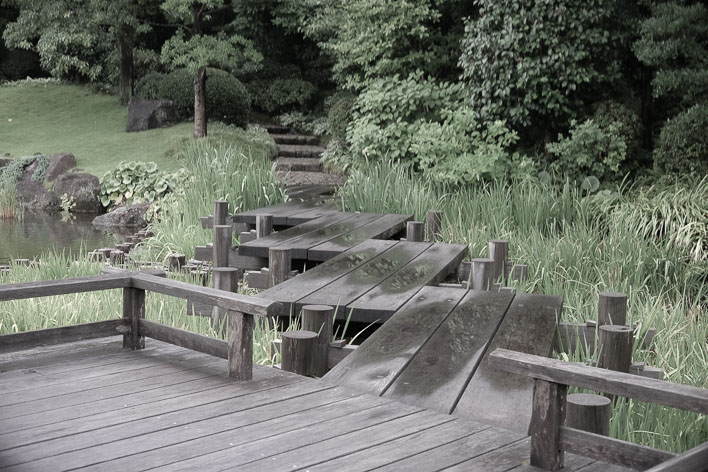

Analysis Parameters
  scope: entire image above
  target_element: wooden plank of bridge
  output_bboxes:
[297,241,432,318]
[382,290,515,412]
[346,242,468,322]
[234,201,334,226]
[308,213,413,261]
[323,286,467,394]
[258,239,398,316]
[238,213,350,257]
[274,213,381,259]
[453,293,562,433]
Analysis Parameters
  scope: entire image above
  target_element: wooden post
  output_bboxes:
[488,240,509,283]
[530,379,567,470]
[598,292,628,326]
[598,325,634,373]
[109,250,125,265]
[213,225,232,268]
[425,211,442,242]
[301,305,334,377]
[122,287,145,350]
[470,258,494,290]
[509,264,529,283]
[166,253,186,271]
[212,267,241,328]
[281,330,318,376]
[256,214,273,238]
[565,393,611,436]
[406,221,424,242]
[269,248,291,288]
[214,200,228,226]
[227,310,253,380]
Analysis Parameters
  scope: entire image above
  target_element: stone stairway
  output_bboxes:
[262,124,345,199]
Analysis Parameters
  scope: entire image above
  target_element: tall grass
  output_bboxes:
[338,161,707,452]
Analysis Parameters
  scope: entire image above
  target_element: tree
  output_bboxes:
[159,0,262,137]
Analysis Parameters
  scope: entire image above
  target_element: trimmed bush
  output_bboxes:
[326,92,356,141]
[654,104,708,174]
[246,77,316,114]
[136,68,251,126]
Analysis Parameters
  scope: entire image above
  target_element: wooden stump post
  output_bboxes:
[509,263,529,283]
[565,393,611,436]
[598,325,634,373]
[488,240,509,283]
[598,292,628,326]
[530,379,567,470]
[122,287,145,350]
[227,310,253,380]
[470,258,494,290]
[281,330,318,376]
[212,267,242,329]
[256,214,273,238]
[213,200,229,226]
[406,221,424,242]
[166,253,186,271]
[109,250,125,265]
[269,248,291,288]
[301,305,334,377]
[213,225,232,268]
[425,210,442,242]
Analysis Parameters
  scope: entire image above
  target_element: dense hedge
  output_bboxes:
[654,105,708,174]
[136,68,251,127]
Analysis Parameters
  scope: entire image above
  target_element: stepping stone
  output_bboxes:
[271,134,320,146]
[275,171,346,188]
[275,158,323,172]
[278,144,326,158]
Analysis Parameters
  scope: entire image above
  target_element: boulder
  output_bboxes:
[53,172,102,213]
[15,178,60,211]
[92,202,150,228]
[127,99,178,132]
[45,153,77,181]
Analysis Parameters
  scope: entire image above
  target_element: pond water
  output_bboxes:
[0,213,120,264]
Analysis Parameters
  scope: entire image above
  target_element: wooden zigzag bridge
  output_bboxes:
[0,200,706,471]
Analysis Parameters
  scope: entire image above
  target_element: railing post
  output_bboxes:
[269,248,291,287]
[530,379,567,470]
[256,214,273,238]
[227,310,253,380]
[123,287,145,350]
[406,221,424,242]
[470,258,494,290]
[598,292,628,326]
[214,200,229,226]
[488,239,509,283]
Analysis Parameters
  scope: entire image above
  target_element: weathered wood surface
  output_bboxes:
[489,348,708,415]
[139,319,228,359]
[0,319,125,353]
[234,200,338,226]
[643,442,708,472]
[0,273,131,300]
[0,339,635,472]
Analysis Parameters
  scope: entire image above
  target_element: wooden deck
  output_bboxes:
[0,339,625,472]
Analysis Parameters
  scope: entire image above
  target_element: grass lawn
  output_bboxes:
[0,81,194,175]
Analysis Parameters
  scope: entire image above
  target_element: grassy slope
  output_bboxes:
[0,82,193,175]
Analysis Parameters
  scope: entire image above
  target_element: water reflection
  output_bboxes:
[0,212,121,263]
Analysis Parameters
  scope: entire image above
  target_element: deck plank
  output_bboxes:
[297,241,432,319]
[234,201,334,225]
[258,239,398,316]
[308,213,412,261]
[383,290,515,412]
[323,286,467,394]
[347,242,468,322]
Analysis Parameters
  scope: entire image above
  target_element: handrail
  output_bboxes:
[0,272,276,380]
[488,348,708,471]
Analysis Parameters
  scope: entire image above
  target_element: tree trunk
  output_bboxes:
[194,66,207,138]
[118,25,135,106]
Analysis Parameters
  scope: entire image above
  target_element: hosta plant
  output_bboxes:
[99,161,190,210]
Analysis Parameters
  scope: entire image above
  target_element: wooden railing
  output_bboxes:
[0,272,278,380]
[489,348,708,472]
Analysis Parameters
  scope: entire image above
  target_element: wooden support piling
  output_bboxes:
[509,263,529,283]
[166,253,186,271]
[530,379,567,470]
[109,250,125,265]
[598,292,628,326]
[406,221,424,242]
[213,225,232,268]
[281,330,318,376]
[227,310,253,380]
[565,393,611,436]
[488,240,509,283]
[122,287,145,350]
[425,211,442,242]
[214,200,229,226]
[470,258,494,290]
[301,305,334,377]
[212,267,242,328]
[598,325,634,373]
[256,214,273,238]
[268,248,291,288]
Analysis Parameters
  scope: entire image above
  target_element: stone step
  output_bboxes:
[277,144,326,158]
[263,124,290,134]
[271,134,320,146]
[275,170,346,188]
[275,157,323,172]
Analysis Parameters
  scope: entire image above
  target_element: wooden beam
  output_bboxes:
[530,379,566,470]
[560,427,674,470]
[139,319,227,359]
[489,349,708,415]
[643,442,708,472]
[0,319,125,353]
[130,273,275,317]
[123,287,145,350]
[0,273,132,301]
[228,310,254,380]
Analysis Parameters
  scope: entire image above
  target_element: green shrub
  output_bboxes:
[99,161,190,211]
[136,68,251,126]
[247,77,316,114]
[654,104,708,174]
[278,111,327,136]
[326,92,356,141]
[592,101,643,163]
